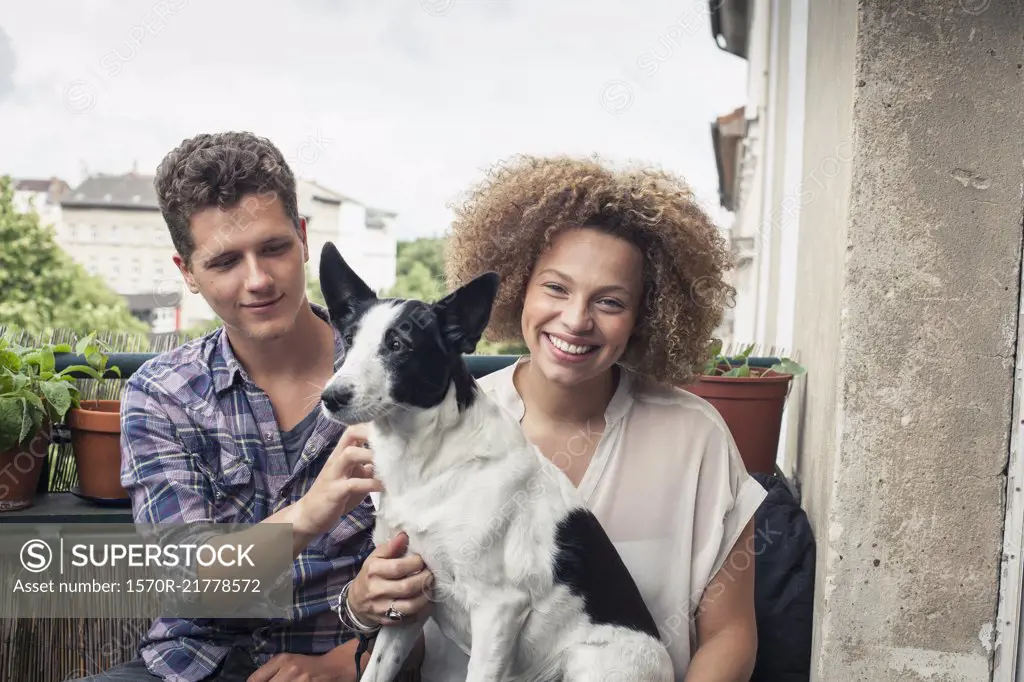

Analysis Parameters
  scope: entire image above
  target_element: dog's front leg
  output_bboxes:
[464,589,530,682]
[359,620,426,682]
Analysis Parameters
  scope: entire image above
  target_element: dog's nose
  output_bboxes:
[322,385,353,412]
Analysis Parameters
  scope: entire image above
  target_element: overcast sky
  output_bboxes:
[0,0,747,241]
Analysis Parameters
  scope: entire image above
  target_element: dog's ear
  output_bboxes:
[432,272,501,354]
[319,242,376,322]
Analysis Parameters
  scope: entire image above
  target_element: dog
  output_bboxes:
[317,242,674,682]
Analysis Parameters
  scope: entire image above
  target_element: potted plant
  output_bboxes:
[0,337,87,511]
[682,341,806,475]
[64,333,126,501]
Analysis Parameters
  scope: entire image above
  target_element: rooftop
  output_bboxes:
[62,172,160,211]
[11,177,71,205]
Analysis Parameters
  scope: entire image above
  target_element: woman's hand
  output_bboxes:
[348,532,435,626]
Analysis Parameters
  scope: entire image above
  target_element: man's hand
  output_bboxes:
[349,532,435,626]
[247,650,352,682]
[195,424,383,594]
[292,423,383,538]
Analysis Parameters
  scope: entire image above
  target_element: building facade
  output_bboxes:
[57,172,201,333]
[12,177,69,234]
[710,1,1024,680]
[298,180,398,297]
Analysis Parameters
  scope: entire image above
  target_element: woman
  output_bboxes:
[416,154,768,681]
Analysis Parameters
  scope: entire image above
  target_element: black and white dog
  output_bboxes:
[317,243,673,682]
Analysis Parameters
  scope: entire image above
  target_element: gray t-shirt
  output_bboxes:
[280,409,319,473]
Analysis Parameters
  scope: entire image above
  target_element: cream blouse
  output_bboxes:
[419,356,768,681]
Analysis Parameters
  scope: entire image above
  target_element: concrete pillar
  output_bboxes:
[793,1,1024,679]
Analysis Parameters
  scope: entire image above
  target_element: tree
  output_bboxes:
[307,267,327,308]
[0,176,150,339]
[385,238,526,356]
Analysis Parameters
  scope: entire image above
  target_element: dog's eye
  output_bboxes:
[343,331,354,346]
[385,330,404,352]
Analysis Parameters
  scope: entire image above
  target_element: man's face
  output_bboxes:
[173,192,310,342]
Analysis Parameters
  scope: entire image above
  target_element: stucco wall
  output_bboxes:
[795,1,1024,679]
[791,0,857,673]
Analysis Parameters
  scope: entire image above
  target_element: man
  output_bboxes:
[78,131,431,681]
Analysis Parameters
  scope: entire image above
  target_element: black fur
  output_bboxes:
[384,301,479,411]
[319,243,376,327]
[318,242,499,413]
[553,508,661,640]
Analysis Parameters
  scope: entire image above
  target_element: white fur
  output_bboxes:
[326,302,404,424]
[324,305,674,682]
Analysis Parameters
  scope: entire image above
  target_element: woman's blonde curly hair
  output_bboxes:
[444,154,735,386]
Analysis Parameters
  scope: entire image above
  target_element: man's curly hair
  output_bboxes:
[154,131,300,266]
[444,154,735,386]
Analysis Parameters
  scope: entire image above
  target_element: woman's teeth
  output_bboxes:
[547,334,595,355]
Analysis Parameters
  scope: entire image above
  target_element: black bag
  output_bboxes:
[750,472,815,682]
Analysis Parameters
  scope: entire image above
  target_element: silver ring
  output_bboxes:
[384,602,404,622]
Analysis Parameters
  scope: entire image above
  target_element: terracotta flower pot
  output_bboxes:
[0,423,52,512]
[68,399,128,500]
[682,368,793,475]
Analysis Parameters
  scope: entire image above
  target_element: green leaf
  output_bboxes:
[85,349,105,371]
[75,332,97,356]
[771,358,806,376]
[15,398,33,445]
[0,350,21,372]
[21,392,45,439]
[52,343,72,353]
[723,364,752,378]
[0,397,22,452]
[58,364,103,380]
[21,390,43,414]
[39,346,55,375]
[28,404,43,442]
[0,370,30,394]
[39,380,72,420]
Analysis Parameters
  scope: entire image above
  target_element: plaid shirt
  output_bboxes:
[119,303,374,682]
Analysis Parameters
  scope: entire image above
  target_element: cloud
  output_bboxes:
[0,0,747,240]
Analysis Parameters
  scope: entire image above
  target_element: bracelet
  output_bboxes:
[346,584,380,633]
[335,580,380,635]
